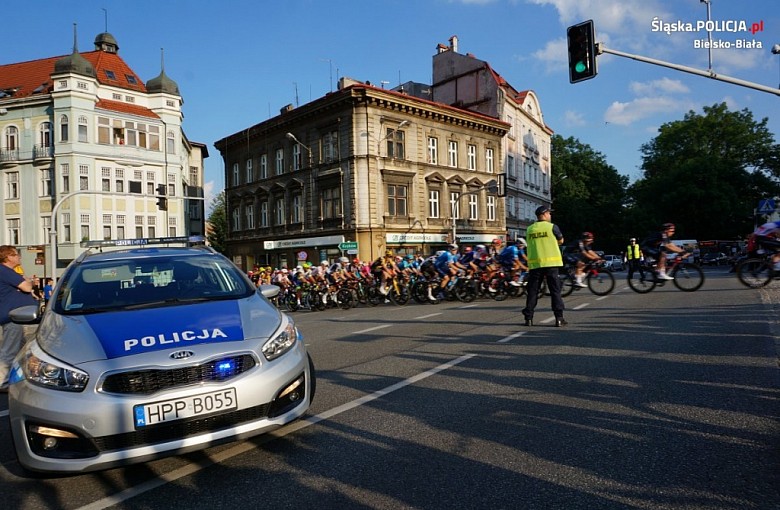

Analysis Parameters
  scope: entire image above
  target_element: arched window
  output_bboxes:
[40,122,52,147]
[4,126,18,150]
[60,115,69,142]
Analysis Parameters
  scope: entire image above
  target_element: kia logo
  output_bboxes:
[170,350,194,360]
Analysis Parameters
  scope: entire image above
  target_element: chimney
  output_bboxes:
[449,35,458,53]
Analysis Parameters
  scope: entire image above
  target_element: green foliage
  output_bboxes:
[629,102,780,240]
[206,191,228,254]
[550,135,629,252]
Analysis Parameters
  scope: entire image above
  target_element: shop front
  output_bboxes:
[262,234,345,269]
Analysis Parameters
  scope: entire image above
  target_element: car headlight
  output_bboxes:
[10,342,89,392]
[261,317,299,361]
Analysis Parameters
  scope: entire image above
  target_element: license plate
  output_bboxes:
[133,388,238,428]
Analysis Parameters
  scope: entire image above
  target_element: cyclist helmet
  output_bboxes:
[405,254,414,260]
[447,243,458,251]
[582,231,594,239]
[385,249,393,257]
[517,237,527,247]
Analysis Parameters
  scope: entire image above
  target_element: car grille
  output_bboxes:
[93,402,271,452]
[101,354,257,395]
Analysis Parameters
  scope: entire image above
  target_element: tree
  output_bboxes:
[550,135,629,252]
[207,191,228,254]
[628,103,780,240]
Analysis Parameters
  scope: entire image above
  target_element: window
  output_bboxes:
[117,225,125,239]
[246,159,253,182]
[321,187,341,219]
[166,130,175,154]
[189,166,199,185]
[62,213,71,242]
[232,163,239,186]
[486,148,494,173]
[39,122,52,147]
[61,163,70,193]
[487,196,496,221]
[149,125,160,151]
[507,196,516,218]
[126,74,137,85]
[427,137,438,165]
[6,172,19,199]
[104,70,116,80]
[125,121,137,146]
[274,200,285,225]
[428,190,440,219]
[292,144,301,171]
[4,126,18,150]
[467,144,476,171]
[7,218,20,245]
[112,93,122,100]
[79,165,89,191]
[80,214,90,241]
[323,131,338,162]
[98,117,110,144]
[386,128,405,159]
[275,148,284,175]
[448,140,458,167]
[292,194,303,223]
[450,192,460,220]
[507,154,516,178]
[78,116,88,142]
[387,184,407,217]
[259,154,268,179]
[116,167,125,193]
[260,201,269,227]
[468,194,478,220]
[168,217,177,237]
[41,216,51,242]
[41,168,53,196]
[245,204,255,229]
[59,115,69,142]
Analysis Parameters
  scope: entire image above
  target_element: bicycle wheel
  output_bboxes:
[587,269,615,296]
[389,285,410,306]
[454,279,477,303]
[736,258,773,288]
[285,292,300,312]
[367,287,382,306]
[559,273,575,297]
[627,267,656,294]
[337,288,354,309]
[671,263,704,292]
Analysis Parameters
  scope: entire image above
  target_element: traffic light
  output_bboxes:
[156,184,167,211]
[567,20,597,84]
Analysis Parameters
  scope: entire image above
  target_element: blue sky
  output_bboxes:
[5,1,779,208]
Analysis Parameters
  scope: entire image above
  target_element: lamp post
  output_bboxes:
[285,132,312,167]
[772,44,780,88]
[450,180,498,244]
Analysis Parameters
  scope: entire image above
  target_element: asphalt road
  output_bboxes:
[1,268,778,510]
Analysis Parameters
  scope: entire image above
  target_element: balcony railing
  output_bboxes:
[0,148,20,162]
[34,145,54,160]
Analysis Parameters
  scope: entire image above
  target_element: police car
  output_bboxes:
[6,242,314,473]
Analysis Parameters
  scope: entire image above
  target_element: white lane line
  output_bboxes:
[459,304,479,309]
[498,331,526,343]
[352,324,392,335]
[596,295,610,301]
[415,312,443,320]
[574,303,590,309]
[76,353,477,510]
[540,316,555,324]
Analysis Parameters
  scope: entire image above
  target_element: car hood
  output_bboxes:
[35,296,283,364]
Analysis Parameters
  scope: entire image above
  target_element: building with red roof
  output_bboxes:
[0,29,206,276]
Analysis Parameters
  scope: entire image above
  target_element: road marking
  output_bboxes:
[498,331,526,343]
[75,354,476,510]
[415,312,443,319]
[459,304,479,309]
[596,295,610,301]
[574,303,590,309]
[352,324,392,335]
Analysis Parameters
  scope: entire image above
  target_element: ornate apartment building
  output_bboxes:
[0,29,206,277]
[215,78,509,270]
[431,36,555,240]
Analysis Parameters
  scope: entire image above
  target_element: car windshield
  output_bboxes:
[53,253,255,314]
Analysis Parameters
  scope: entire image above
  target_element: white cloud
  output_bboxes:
[604,96,689,125]
[526,0,670,34]
[564,110,586,127]
[629,77,690,96]
[531,37,568,73]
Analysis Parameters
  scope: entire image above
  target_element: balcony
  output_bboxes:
[0,148,20,165]
[33,145,54,162]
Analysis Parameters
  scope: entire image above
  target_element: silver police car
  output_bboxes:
[7,245,314,473]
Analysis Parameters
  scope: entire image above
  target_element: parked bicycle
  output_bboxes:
[627,253,705,293]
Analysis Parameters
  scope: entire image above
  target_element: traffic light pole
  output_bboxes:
[598,44,780,97]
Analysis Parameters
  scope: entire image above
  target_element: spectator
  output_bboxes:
[0,246,38,391]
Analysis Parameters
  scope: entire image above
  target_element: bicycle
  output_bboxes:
[560,260,615,297]
[735,252,779,288]
[627,253,705,293]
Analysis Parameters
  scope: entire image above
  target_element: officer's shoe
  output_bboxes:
[555,318,568,327]
[523,318,533,327]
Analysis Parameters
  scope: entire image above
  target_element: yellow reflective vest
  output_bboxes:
[526,221,563,269]
[626,244,642,260]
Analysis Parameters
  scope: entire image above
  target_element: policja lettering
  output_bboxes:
[124,328,228,352]
[529,231,549,239]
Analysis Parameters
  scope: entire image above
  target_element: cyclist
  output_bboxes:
[371,250,397,295]
[497,239,527,286]
[574,232,603,287]
[640,222,686,280]
[435,244,462,293]
[751,220,780,271]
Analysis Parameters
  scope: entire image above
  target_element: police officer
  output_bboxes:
[625,237,644,280]
[522,206,566,327]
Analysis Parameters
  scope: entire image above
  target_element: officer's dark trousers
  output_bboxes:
[522,266,565,320]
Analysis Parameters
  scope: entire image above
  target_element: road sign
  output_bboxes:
[757,199,776,214]
[339,241,358,251]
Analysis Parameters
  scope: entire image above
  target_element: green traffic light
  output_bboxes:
[575,61,587,73]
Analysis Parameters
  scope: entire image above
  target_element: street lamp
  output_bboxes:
[286,132,312,167]
[772,44,780,88]
[450,180,498,244]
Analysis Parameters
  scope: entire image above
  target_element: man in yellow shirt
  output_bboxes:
[522,206,567,327]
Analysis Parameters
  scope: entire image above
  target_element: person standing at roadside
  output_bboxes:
[625,237,645,280]
[522,206,567,327]
[0,246,38,391]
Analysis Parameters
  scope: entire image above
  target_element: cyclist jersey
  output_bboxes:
[435,251,457,272]
[458,252,476,266]
[526,221,563,269]
[754,221,780,237]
